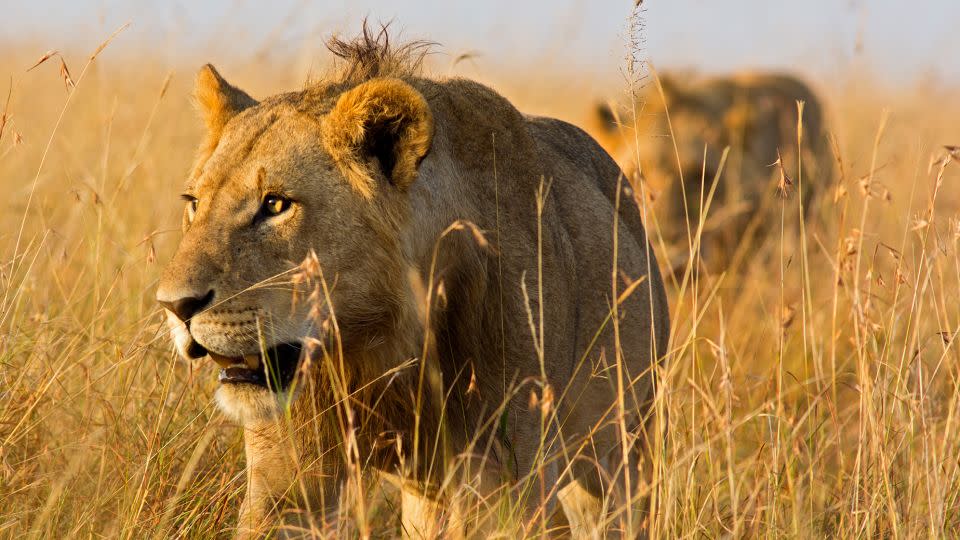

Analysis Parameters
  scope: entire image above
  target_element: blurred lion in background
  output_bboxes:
[593,72,833,274]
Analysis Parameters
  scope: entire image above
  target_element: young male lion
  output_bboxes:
[594,72,833,274]
[157,26,669,538]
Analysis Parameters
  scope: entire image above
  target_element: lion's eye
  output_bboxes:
[185,197,199,223]
[261,195,291,217]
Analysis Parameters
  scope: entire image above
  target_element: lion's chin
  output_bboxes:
[214,384,298,425]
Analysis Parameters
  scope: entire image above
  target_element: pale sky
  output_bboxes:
[4,0,958,86]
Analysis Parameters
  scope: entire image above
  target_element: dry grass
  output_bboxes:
[0,22,959,539]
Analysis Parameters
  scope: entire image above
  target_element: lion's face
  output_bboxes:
[156,66,433,423]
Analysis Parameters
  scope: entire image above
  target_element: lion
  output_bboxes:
[593,72,833,273]
[156,25,670,539]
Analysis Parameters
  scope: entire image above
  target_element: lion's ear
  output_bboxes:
[594,102,620,134]
[656,74,681,109]
[322,78,434,198]
[195,64,257,143]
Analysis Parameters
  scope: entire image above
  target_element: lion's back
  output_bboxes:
[525,115,670,374]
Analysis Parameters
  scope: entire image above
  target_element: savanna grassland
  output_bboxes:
[0,22,959,539]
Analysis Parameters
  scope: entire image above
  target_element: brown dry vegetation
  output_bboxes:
[0,23,959,539]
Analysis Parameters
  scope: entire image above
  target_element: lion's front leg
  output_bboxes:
[236,422,348,538]
[400,484,443,540]
[235,479,271,539]
[234,424,290,538]
[376,471,443,539]
[556,480,605,540]
[235,422,309,537]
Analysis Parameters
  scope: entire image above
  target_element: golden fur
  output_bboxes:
[157,25,670,538]
[593,72,833,271]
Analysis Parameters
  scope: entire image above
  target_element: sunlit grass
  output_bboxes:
[0,18,959,538]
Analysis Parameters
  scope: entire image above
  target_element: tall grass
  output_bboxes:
[0,22,959,538]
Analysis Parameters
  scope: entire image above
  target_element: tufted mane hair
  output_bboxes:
[325,20,434,85]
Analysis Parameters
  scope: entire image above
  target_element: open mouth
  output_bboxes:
[207,342,303,391]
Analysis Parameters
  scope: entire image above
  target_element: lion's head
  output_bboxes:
[156,46,434,423]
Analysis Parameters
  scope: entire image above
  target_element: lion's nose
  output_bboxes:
[159,290,215,323]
